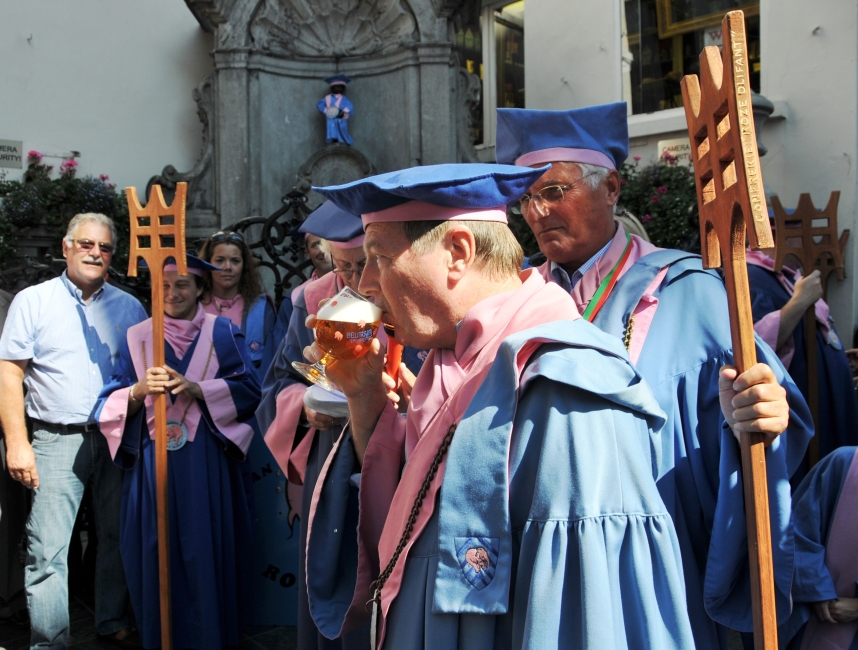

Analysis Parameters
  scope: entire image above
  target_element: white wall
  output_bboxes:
[759,0,858,341]
[0,0,213,193]
[524,0,620,110]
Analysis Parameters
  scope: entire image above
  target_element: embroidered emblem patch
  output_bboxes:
[249,340,262,352]
[455,536,499,590]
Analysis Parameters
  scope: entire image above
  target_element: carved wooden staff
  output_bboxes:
[771,191,850,467]
[680,12,778,649]
[125,182,189,650]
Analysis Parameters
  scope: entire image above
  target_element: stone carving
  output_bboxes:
[455,66,480,162]
[146,75,215,211]
[295,144,374,208]
[249,0,418,57]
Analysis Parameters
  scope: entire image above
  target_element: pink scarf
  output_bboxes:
[374,269,580,644]
[203,294,244,328]
[165,303,206,360]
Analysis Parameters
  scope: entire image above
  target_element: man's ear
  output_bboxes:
[445,225,476,283]
[605,169,622,207]
[61,239,70,260]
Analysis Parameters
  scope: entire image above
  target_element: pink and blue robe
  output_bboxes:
[94,311,261,649]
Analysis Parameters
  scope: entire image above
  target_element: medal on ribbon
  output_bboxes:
[166,420,188,451]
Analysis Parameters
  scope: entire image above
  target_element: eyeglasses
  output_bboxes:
[72,239,115,255]
[519,172,597,212]
[209,231,245,245]
[332,261,366,278]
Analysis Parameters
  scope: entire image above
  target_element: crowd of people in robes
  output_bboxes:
[0,100,857,650]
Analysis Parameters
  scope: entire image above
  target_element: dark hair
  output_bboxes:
[198,232,265,317]
[330,84,346,94]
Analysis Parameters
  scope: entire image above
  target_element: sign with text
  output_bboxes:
[657,137,692,166]
[0,140,23,169]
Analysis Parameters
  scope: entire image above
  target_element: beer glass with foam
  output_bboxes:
[293,286,382,392]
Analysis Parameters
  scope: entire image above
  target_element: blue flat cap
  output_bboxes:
[313,163,549,226]
[295,201,363,241]
[323,73,352,86]
[496,102,629,170]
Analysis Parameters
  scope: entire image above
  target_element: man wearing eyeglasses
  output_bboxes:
[496,103,813,650]
[0,213,147,648]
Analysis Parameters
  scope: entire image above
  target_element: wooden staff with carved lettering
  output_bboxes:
[771,192,850,467]
[125,182,189,650]
[680,12,778,649]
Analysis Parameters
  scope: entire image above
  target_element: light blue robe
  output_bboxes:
[586,251,813,648]
[780,446,858,649]
[306,319,696,649]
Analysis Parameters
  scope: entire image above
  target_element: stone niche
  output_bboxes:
[152,0,482,239]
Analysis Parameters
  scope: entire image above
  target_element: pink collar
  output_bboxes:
[546,223,661,314]
[165,303,206,360]
[302,272,342,318]
[204,294,244,328]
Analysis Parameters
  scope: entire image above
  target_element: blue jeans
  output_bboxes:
[25,425,131,649]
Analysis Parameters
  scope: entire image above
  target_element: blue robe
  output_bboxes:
[242,294,277,377]
[318,94,354,145]
[780,446,858,649]
[584,251,813,648]
[747,264,858,485]
[94,318,260,649]
[259,284,425,650]
[306,320,695,649]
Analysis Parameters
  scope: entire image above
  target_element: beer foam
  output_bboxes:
[317,294,381,324]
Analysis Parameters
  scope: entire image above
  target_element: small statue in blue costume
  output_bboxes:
[318,73,354,146]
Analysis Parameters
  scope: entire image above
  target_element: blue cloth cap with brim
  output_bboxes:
[324,73,352,86]
[313,163,550,227]
[293,201,364,242]
[496,102,629,170]
[139,254,221,276]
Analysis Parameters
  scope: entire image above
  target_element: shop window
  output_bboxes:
[453,0,524,148]
[622,0,760,115]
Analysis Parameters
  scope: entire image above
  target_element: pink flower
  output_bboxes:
[657,185,668,194]
[633,155,641,161]
[99,173,110,182]
[650,195,661,203]
[59,159,79,178]
[27,150,43,162]
[619,178,627,185]
[641,214,653,223]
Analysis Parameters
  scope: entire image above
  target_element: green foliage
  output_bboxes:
[0,154,130,270]
[618,153,700,251]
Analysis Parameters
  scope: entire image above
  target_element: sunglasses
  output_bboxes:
[72,239,115,255]
[209,231,245,245]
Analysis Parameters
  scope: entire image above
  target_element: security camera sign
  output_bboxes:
[0,140,23,169]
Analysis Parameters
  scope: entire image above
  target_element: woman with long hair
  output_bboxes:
[198,230,276,375]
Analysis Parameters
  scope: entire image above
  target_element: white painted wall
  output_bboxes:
[523,0,858,339]
[758,0,857,341]
[524,0,620,110]
[0,0,213,192]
